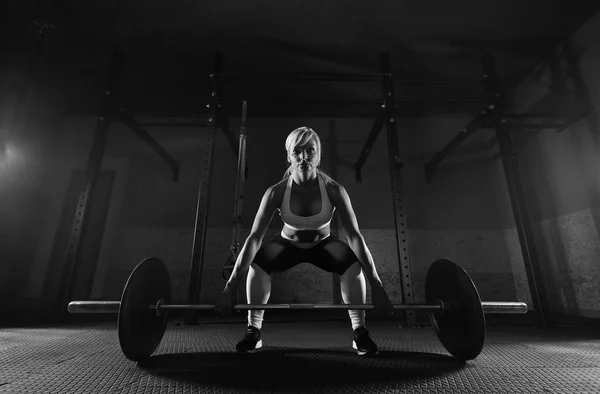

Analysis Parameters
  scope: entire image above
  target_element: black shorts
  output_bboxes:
[252,233,359,275]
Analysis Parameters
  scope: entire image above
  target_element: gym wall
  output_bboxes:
[19,113,516,314]
[504,11,600,319]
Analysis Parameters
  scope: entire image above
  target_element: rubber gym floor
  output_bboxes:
[1,318,599,393]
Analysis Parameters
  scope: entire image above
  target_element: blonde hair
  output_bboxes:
[282,126,335,184]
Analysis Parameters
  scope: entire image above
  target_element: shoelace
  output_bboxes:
[355,327,368,336]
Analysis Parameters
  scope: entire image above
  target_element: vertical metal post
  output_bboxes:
[380,52,415,326]
[231,101,248,259]
[328,120,342,304]
[56,51,123,318]
[482,53,552,328]
[186,53,221,323]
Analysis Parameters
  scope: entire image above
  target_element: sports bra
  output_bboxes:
[278,172,336,231]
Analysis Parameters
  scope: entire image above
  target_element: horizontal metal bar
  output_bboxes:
[136,123,206,128]
[156,303,441,311]
[212,72,391,82]
[213,73,482,86]
[68,301,527,314]
[218,99,483,105]
[102,98,484,119]
[482,302,528,314]
[394,79,483,85]
[219,99,382,105]
[109,112,206,119]
[68,301,120,313]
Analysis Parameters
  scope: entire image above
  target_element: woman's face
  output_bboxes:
[288,139,319,173]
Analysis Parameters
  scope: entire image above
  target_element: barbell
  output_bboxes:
[68,257,528,363]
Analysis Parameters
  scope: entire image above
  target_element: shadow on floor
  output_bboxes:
[138,349,465,390]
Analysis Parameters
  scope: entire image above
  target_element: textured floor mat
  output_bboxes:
[0,321,598,393]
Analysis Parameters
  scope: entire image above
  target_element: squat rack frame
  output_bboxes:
[57,47,582,330]
[188,51,417,326]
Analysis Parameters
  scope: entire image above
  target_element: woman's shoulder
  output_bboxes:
[320,172,344,200]
[267,177,289,203]
[273,176,289,190]
[318,171,338,186]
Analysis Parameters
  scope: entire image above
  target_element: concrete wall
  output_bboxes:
[507,11,600,318]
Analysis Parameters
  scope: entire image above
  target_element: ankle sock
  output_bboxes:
[348,309,365,331]
[248,310,264,330]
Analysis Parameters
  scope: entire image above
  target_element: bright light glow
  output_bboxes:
[0,143,27,187]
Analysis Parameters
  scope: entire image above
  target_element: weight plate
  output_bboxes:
[118,257,171,362]
[425,258,485,361]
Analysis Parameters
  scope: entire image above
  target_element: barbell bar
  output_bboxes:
[67,257,529,363]
[68,301,527,314]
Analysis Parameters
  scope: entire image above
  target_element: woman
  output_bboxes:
[215,126,393,356]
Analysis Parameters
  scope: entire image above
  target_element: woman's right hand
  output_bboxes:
[214,286,237,316]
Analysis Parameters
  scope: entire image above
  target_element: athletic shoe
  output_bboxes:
[352,326,379,356]
[236,325,263,353]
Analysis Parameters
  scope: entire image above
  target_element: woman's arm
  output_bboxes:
[225,185,279,290]
[346,235,383,287]
[329,183,383,287]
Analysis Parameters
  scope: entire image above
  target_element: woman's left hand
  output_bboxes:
[371,282,394,319]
